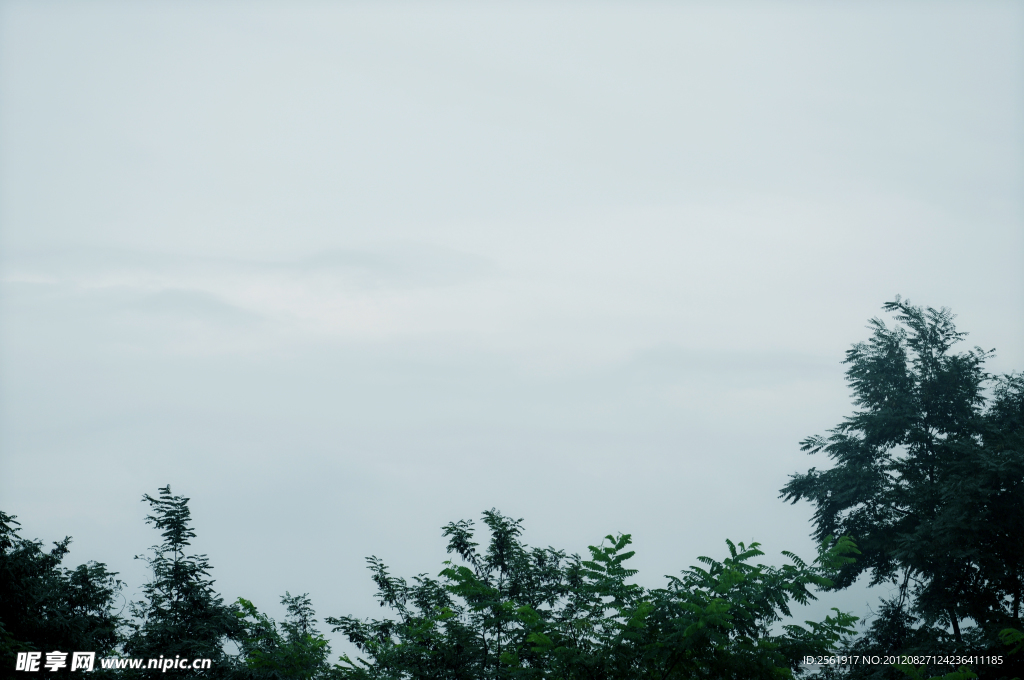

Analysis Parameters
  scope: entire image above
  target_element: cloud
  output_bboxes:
[301,244,495,289]
[120,288,261,323]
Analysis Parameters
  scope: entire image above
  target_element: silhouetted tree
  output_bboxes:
[781,299,1024,678]
[0,511,123,677]
[124,486,238,677]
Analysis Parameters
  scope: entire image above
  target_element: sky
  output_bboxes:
[1,0,1023,654]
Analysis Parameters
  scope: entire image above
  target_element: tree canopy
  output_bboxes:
[781,298,1024,678]
[0,511,123,676]
[328,509,859,679]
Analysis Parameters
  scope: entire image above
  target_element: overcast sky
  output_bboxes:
[1,0,1022,653]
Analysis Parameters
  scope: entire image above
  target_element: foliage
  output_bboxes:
[327,509,858,679]
[892,664,978,680]
[819,599,979,680]
[0,510,123,677]
[124,485,239,677]
[781,299,1024,678]
[235,592,339,679]
[998,628,1023,655]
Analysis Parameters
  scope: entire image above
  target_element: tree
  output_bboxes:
[780,299,1024,678]
[235,592,338,679]
[327,509,858,679]
[124,485,238,677]
[0,510,123,677]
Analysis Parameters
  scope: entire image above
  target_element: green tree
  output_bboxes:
[780,299,1024,678]
[235,592,338,679]
[328,509,858,679]
[0,510,123,677]
[124,485,238,677]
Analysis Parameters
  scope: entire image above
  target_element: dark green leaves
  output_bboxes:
[0,512,123,676]
[126,486,238,677]
[235,594,336,679]
[782,299,1024,678]
[328,511,858,680]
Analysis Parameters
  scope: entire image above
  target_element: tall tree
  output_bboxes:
[124,486,238,677]
[780,299,1024,676]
